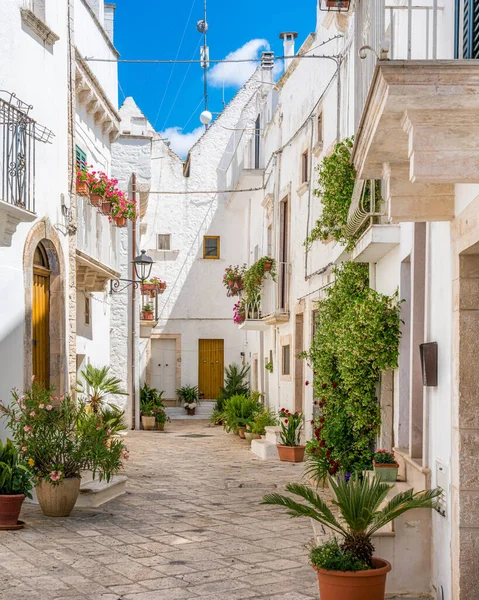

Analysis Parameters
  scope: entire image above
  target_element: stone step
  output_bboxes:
[76,475,128,508]
[166,402,215,420]
[251,438,279,460]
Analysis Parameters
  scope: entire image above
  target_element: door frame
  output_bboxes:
[146,334,181,399]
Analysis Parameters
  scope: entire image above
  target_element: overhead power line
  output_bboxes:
[78,53,340,64]
[148,187,264,195]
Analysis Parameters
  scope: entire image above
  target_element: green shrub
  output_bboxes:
[0,439,34,497]
[310,539,369,572]
[250,409,278,435]
[223,394,262,433]
[213,363,250,415]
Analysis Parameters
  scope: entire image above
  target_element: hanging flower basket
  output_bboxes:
[141,283,156,293]
[101,201,112,215]
[263,261,273,273]
[157,281,167,292]
[115,216,127,228]
[90,193,103,207]
[76,181,89,196]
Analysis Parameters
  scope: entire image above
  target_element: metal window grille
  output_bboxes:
[462,0,479,58]
[0,90,54,213]
[157,234,171,250]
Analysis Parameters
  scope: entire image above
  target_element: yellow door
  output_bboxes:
[198,339,224,399]
[32,265,50,387]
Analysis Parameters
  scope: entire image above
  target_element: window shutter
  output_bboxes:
[76,145,87,169]
[463,0,479,59]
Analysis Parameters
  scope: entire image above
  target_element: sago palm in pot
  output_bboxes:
[263,474,440,600]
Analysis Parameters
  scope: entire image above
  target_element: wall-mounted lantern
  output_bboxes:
[420,342,438,387]
[110,250,155,293]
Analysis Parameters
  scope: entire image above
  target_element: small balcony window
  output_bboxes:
[301,150,309,184]
[203,236,220,259]
[157,234,171,251]
[282,344,291,376]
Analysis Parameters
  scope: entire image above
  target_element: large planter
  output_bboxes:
[186,408,196,416]
[277,444,306,462]
[315,557,391,600]
[36,477,81,517]
[142,416,156,430]
[141,311,154,321]
[76,181,89,195]
[373,461,399,482]
[0,494,25,529]
[89,193,103,207]
[115,216,127,228]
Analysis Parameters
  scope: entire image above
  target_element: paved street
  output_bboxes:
[0,420,320,600]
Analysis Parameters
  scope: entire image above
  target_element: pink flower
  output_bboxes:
[21,446,27,453]
[30,410,35,417]
[49,471,62,482]
[23,425,31,433]
[39,404,44,409]
[31,375,35,382]
[46,405,53,411]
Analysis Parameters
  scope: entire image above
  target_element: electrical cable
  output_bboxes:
[147,187,264,195]
[182,96,207,131]
[77,53,342,65]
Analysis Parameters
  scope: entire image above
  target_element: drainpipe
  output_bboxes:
[131,173,137,430]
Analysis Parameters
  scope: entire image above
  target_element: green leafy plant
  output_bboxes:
[223,394,263,432]
[212,363,250,417]
[100,404,126,434]
[278,409,303,446]
[310,538,369,572]
[263,475,441,569]
[0,383,128,486]
[76,364,127,413]
[373,450,396,465]
[304,444,332,487]
[140,383,168,423]
[306,262,401,474]
[265,361,273,373]
[177,385,200,409]
[0,439,34,498]
[142,304,153,312]
[250,409,278,435]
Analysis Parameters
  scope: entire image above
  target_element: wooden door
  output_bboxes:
[151,339,177,399]
[32,265,50,387]
[198,339,224,399]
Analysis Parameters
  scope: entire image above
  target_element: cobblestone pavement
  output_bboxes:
[0,420,321,600]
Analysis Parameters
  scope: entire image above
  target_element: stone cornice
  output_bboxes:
[20,9,60,46]
[79,0,119,58]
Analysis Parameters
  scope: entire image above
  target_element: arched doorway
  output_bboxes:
[32,242,50,387]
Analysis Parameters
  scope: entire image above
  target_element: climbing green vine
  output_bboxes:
[307,262,401,474]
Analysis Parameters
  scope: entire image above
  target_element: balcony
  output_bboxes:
[0,91,54,246]
[76,195,120,292]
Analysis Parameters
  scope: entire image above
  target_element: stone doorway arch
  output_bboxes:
[23,218,67,394]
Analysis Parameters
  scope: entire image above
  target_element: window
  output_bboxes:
[282,344,291,376]
[312,309,319,339]
[203,236,220,259]
[460,0,479,58]
[301,151,309,184]
[76,145,87,170]
[317,112,323,144]
[157,234,171,250]
[85,295,91,326]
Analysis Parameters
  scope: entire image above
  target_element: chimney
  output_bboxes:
[279,32,298,71]
[104,3,116,42]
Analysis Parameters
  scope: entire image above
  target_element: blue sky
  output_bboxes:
[114,0,317,155]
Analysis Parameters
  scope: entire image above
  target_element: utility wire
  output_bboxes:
[147,187,264,195]
[78,53,341,65]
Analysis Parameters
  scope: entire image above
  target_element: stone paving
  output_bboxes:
[0,420,321,600]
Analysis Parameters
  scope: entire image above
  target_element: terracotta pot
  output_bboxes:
[115,216,127,227]
[325,0,350,8]
[142,415,156,430]
[141,283,156,292]
[36,477,80,517]
[157,422,165,431]
[244,432,261,443]
[315,557,391,600]
[186,408,196,416]
[76,181,89,195]
[141,311,154,321]
[89,193,103,207]
[0,494,25,528]
[238,427,247,439]
[263,261,272,272]
[373,461,399,482]
[101,201,112,215]
[276,444,306,462]
[158,281,167,291]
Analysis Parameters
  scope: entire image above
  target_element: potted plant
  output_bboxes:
[373,450,399,482]
[76,364,128,414]
[141,384,169,430]
[223,394,263,436]
[277,409,305,462]
[325,0,351,9]
[76,163,90,195]
[0,439,34,530]
[223,264,246,297]
[263,475,441,600]
[233,300,246,325]
[140,400,156,430]
[141,304,154,321]
[265,361,273,373]
[177,385,200,415]
[111,192,137,227]
[0,383,128,518]
[88,171,110,207]
[154,408,170,431]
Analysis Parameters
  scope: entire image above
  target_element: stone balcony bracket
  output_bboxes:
[352,61,479,222]
[76,249,120,293]
[0,200,36,247]
[75,58,120,142]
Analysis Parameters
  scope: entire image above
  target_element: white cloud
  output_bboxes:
[209,39,270,88]
[161,126,203,158]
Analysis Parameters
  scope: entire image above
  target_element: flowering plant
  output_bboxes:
[223,264,247,286]
[184,402,198,410]
[278,409,303,446]
[88,170,111,196]
[0,383,128,486]
[76,162,90,185]
[233,300,246,325]
[373,449,396,465]
[0,438,34,498]
[111,194,137,220]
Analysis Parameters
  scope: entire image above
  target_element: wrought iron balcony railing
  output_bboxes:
[0,90,54,214]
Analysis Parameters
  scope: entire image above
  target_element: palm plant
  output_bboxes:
[77,365,127,413]
[100,404,126,434]
[223,394,262,432]
[214,363,250,413]
[176,385,200,406]
[263,474,441,567]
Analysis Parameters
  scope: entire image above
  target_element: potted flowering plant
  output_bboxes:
[263,475,440,600]
[277,409,305,462]
[141,304,154,321]
[88,171,111,207]
[76,163,90,195]
[233,300,246,325]
[177,385,200,415]
[140,277,167,297]
[373,450,399,482]
[0,382,128,517]
[111,193,137,227]
[223,264,246,297]
[101,178,120,215]
[0,439,34,530]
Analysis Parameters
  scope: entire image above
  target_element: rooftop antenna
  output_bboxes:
[196,0,209,129]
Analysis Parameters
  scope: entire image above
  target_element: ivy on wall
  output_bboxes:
[307,262,401,474]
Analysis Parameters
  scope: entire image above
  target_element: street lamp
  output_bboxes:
[110,250,155,293]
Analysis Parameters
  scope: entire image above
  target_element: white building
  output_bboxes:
[0,0,123,440]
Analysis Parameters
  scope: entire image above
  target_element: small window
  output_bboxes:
[203,236,220,259]
[317,112,323,144]
[301,151,309,184]
[157,234,171,250]
[85,296,91,326]
[76,145,87,170]
[282,344,291,376]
